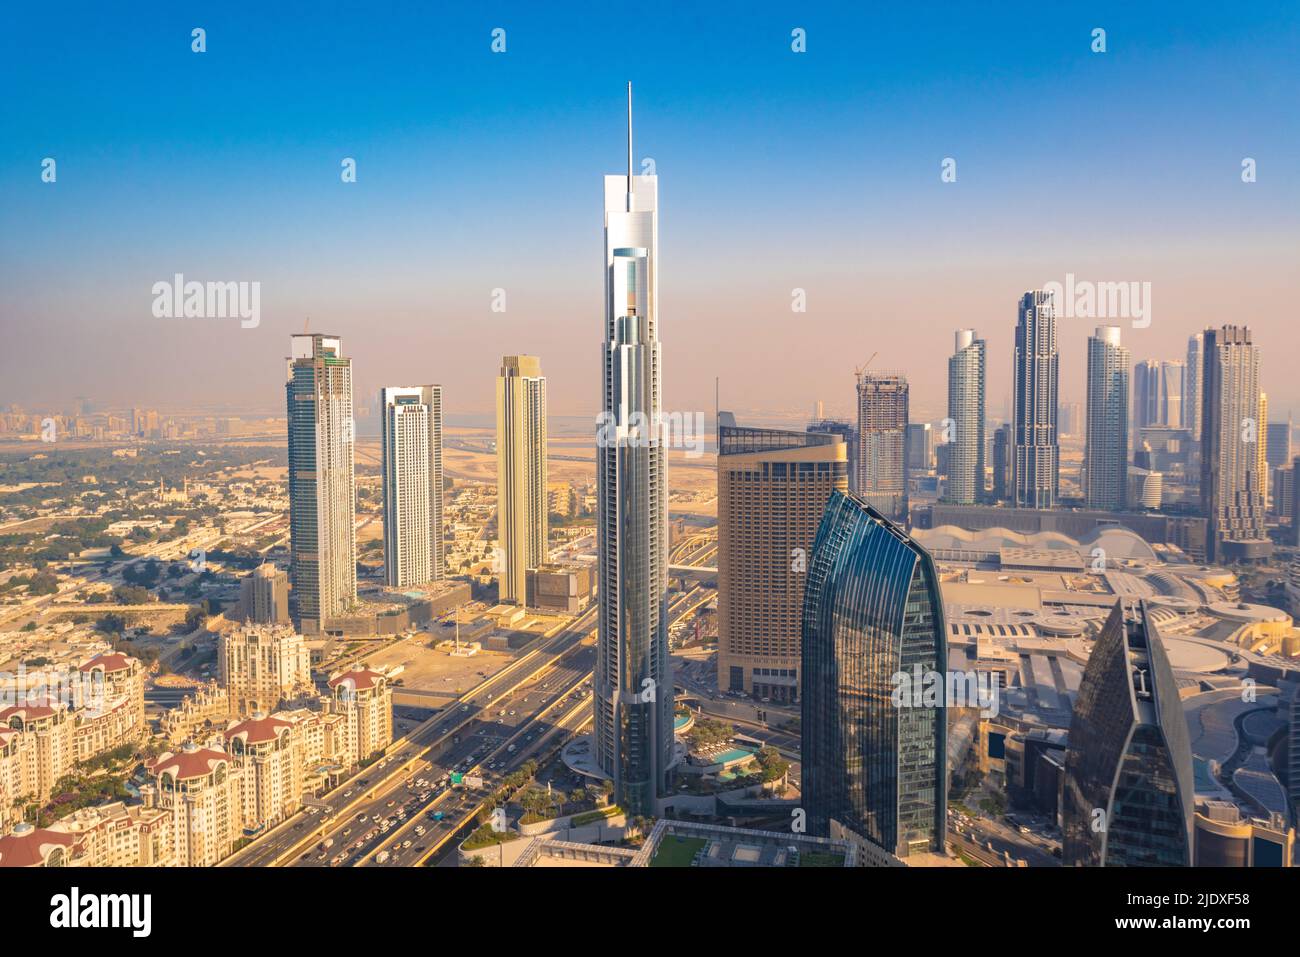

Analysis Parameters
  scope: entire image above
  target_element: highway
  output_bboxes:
[221,604,597,866]
[301,643,596,868]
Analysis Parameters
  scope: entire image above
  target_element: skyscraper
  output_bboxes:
[286,334,357,632]
[1012,291,1059,509]
[495,356,548,605]
[594,85,672,815]
[1062,600,1194,866]
[1185,333,1203,442]
[379,385,444,589]
[1162,361,1186,430]
[1084,326,1130,510]
[801,490,947,862]
[945,329,986,505]
[1201,326,1270,562]
[992,423,1012,502]
[856,372,909,521]
[1133,361,1159,430]
[716,418,847,703]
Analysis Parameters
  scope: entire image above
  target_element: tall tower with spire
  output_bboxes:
[593,84,672,814]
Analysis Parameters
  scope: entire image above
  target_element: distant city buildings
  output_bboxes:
[379,385,445,588]
[1083,326,1130,510]
[1012,291,1059,509]
[495,356,548,605]
[716,417,847,703]
[286,334,358,631]
[1201,325,1270,562]
[991,423,1013,503]
[593,88,673,817]
[1062,600,1193,866]
[855,372,909,521]
[801,490,947,863]
[945,329,986,505]
[1185,333,1204,443]
[1134,359,1185,430]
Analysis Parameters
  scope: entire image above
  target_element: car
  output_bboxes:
[386,800,396,808]
[342,828,352,837]
[402,840,412,849]
[343,789,353,798]
[359,814,368,822]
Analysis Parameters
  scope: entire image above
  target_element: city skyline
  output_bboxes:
[3,1,1300,899]
[4,4,1299,422]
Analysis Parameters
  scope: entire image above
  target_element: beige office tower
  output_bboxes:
[716,415,848,702]
[1201,326,1270,562]
[495,356,548,605]
[380,385,445,588]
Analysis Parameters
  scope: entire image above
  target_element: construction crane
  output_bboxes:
[854,352,878,385]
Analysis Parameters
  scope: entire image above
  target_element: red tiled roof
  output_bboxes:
[0,703,59,723]
[0,828,83,868]
[149,747,230,781]
[225,714,292,746]
[328,667,385,691]
[79,653,133,674]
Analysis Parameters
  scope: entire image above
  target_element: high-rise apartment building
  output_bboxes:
[1201,326,1270,562]
[326,666,394,764]
[1084,326,1130,510]
[496,356,548,605]
[237,562,290,624]
[225,713,306,833]
[716,419,847,703]
[594,86,673,816]
[1186,333,1203,442]
[906,422,933,474]
[379,385,444,588]
[1062,600,1193,866]
[801,490,947,863]
[1135,360,1186,430]
[946,329,986,505]
[286,334,357,632]
[856,372,909,521]
[1012,291,1059,509]
[146,744,245,867]
[218,623,313,716]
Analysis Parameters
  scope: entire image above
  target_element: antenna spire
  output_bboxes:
[626,82,633,211]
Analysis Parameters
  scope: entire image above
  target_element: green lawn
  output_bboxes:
[650,835,707,868]
[798,851,845,867]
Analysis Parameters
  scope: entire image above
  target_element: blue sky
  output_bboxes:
[2,1,1297,421]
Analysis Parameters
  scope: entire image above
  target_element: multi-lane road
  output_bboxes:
[222,605,598,867]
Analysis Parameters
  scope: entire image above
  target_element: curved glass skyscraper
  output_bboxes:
[594,86,672,815]
[801,490,947,860]
[1062,599,1194,866]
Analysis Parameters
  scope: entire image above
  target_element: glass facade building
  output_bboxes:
[800,490,947,858]
[594,88,673,815]
[1062,599,1194,866]
[286,334,357,631]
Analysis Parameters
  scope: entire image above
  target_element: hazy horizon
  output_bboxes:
[4,2,1298,423]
